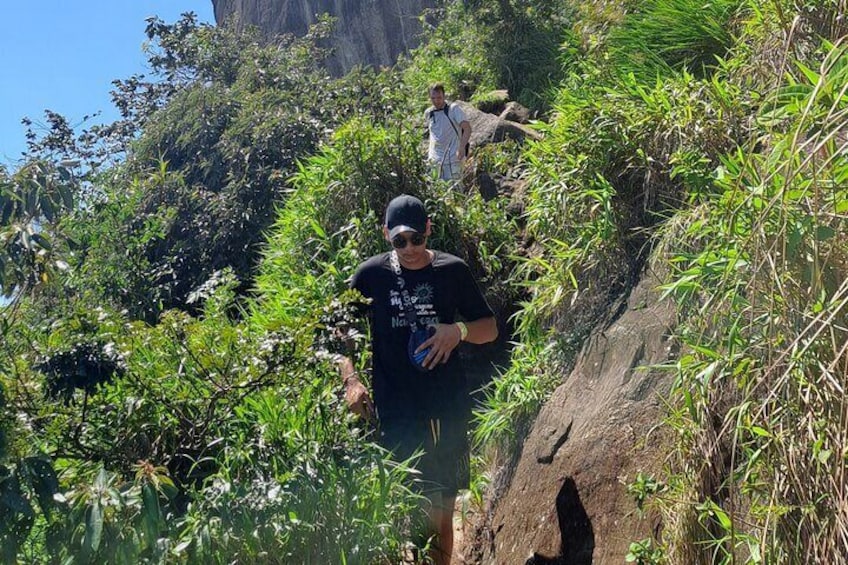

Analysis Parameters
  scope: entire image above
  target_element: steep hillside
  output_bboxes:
[212,0,438,75]
[1,1,847,564]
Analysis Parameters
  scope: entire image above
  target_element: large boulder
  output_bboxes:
[473,271,676,564]
[456,101,542,151]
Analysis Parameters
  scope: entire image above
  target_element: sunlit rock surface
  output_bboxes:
[472,271,677,564]
[211,0,438,75]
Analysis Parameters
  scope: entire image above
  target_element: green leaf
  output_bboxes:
[1,475,33,516]
[1,198,14,224]
[174,539,192,554]
[20,229,32,251]
[40,196,55,222]
[58,183,74,210]
[199,524,211,557]
[94,467,109,490]
[750,426,771,438]
[25,186,37,216]
[795,61,820,86]
[84,500,104,554]
[712,505,732,530]
[309,218,326,239]
[31,232,53,251]
[142,483,161,539]
[156,475,178,499]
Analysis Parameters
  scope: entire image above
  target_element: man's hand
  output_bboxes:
[337,355,375,421]
[416,323,462,370]
[344,376,375,421]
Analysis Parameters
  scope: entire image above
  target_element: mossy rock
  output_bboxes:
[474,89,510,114]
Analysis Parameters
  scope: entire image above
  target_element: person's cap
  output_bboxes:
[385,194,427,238]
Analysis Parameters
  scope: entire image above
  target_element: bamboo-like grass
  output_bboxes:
[657,35,848,564]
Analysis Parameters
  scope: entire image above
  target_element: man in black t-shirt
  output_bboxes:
[339,194,497,565]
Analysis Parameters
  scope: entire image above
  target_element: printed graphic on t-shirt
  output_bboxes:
[390,283,439,328]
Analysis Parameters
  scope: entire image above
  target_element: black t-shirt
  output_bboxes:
[351,250,494,422]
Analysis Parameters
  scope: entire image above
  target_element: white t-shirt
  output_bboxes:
[426,103,466,165]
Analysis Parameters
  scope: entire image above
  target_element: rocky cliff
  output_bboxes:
[466,270,676,564]
[211,0,438,75]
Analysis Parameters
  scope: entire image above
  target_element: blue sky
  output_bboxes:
[0,1,215,167]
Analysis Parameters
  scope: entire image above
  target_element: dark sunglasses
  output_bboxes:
[391,233,426,249]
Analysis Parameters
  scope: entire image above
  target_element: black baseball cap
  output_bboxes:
[385,194,427,238]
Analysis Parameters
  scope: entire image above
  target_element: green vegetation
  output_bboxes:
[401,0,575,108]
[607,0,743,80]
[655,38,848,563]
[3,0,848,562]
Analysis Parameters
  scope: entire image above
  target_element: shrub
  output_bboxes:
[400,2,497,105]
[656,39,848,563]
[401,0,575,112]
[59,16,402,321]
[255,114,522,334]
[606,0,743,82]
[2,269,422,562]
[472,35,748,465]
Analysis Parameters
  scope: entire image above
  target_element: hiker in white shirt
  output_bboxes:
[425,83,471,181]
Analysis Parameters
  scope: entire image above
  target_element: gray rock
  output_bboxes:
[500,101,532,124]
[476,171,500,201]
[477,270,677,564]
[455,101,543,151]
[212,0,439,76]
[473,172,526,205]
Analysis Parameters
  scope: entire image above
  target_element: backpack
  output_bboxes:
[428,103,471,158]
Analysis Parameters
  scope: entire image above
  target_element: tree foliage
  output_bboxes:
[0,161,76,299]
[48,15,404,321]
[2,14,427,563]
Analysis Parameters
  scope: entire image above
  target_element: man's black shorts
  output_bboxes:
[379,416,470,498]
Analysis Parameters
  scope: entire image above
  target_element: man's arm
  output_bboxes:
[457,120,472,160]
[461,316,497,344]
[337,268,375,422]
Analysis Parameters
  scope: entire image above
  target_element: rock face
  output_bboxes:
[456,101,543,149]
[474,271,676,564]
[211,0,438,75]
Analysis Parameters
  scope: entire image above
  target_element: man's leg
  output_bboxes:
[424,413,469,564]
[443,160,462,182]
[426,492,456,565]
